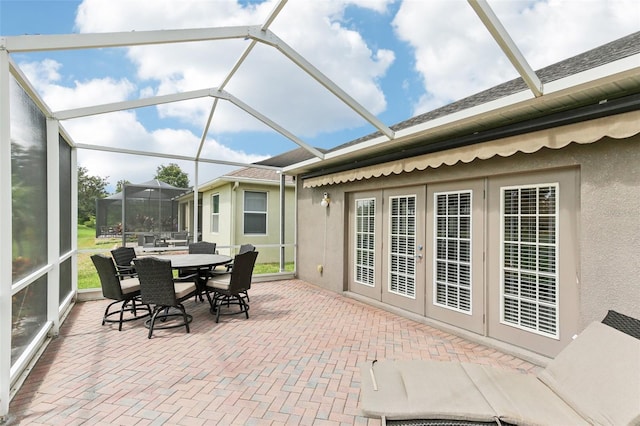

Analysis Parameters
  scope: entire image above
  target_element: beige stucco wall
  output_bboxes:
[296,136,640,337]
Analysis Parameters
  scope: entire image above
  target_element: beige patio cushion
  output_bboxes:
[359,360,497,421]
[207,277,231,291]
[119,277,140,294]
[360,322,639,424]
[174,282,197,299]
[462,363,587,426]
[537,321,640,426]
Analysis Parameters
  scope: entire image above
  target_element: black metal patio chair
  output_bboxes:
[209,243,256,301]
[110,246,137,277]
[133,257,198,339]
[204,250,258,323]
[91,254,150,331]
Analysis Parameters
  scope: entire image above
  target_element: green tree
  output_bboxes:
[78,166,109,223]
[155,163,189,188]
[115,179,131,193]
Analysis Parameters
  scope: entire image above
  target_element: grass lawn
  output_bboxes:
[77,225,294,290]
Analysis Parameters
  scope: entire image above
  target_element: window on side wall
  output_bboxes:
[211,193,220,233]
[244,191,267,235]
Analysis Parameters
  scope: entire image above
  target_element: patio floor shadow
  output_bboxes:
[8,279,536,425]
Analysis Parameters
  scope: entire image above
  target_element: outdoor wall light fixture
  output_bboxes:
[321,192,331,208]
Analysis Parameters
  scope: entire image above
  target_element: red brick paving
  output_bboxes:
[8,279,536,425]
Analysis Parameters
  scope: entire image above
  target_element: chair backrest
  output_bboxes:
[91,254,125,300]
[238,243,255,254]
[173,231,188,240]
[229,251,258,293]
[111,246,136,269]
[189,241,216,254]
[133,257,177,306]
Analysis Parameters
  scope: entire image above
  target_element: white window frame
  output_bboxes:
[433,190,473,315]
[354,197,376,287]
[387,194,417,299]
[243,190,268,236]
[210,193,220,234]
[500,183,559,339]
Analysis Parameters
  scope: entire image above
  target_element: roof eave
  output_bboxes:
[283,53,640,176]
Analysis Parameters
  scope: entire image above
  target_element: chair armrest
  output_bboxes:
[174,273,199,282]
[117,270,138,280]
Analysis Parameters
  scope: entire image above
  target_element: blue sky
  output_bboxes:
[2,0,638,189]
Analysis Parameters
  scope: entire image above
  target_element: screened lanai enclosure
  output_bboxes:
[2,0,639,421]
[95,180,187,243]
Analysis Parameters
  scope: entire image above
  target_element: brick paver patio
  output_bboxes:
[8,279,536,425]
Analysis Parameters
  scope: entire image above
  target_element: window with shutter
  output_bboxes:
[388,195,416,298]
[501,184,558,337]
[355,198,376,286]
[434,191,472,313]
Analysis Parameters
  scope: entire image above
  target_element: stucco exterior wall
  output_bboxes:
[198,182,295,263]
[577,137,640,327]
[231,183,295,264]
[295,136,640,335]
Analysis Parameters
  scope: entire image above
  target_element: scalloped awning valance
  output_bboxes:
[303,110,640,188]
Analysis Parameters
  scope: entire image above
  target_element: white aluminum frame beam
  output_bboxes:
[1,26,255,52]
[54,87,325,160]
[54,88,212,120]
[468,0,543,97]
[74,142,281,170]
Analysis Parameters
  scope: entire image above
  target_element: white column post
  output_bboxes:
[279,173,285,272]
[193,162,199,241]
[0,48,13,422]
[46,118,60,336]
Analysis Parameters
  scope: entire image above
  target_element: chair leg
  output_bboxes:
[241,296,249,319]
[215,297,222,323]
[147,307,163,339]
[118,301,126,331]
[102,300,120,326]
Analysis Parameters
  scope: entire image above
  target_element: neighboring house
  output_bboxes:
[260,32,640,358]
[177,167,295,264]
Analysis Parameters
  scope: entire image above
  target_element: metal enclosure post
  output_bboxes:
[279,173,285,272]
[0,46,13,422]
[46,118,60,336]
[193,162,199,242]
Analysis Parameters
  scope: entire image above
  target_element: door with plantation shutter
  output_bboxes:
[348,190,383,300]
[426,180,485,334]
[381,186,426,315]
[487,168,579,357]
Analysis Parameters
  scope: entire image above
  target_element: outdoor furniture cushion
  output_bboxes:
[360,360,497,422]
[119,278,141,294]
[360,320,640,425]
[537,322,640,426]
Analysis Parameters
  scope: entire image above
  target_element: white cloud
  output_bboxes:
[19,59,136,110]
[393,0,640,115]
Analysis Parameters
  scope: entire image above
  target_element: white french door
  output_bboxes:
[426,180,485,334]
[348,191,382,300]
[381,186,426,315]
